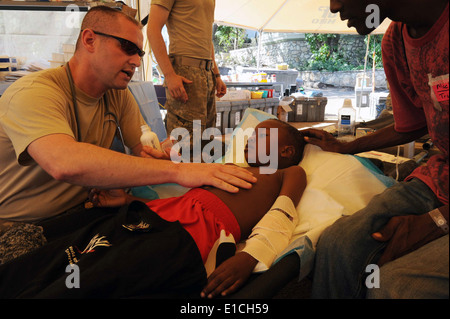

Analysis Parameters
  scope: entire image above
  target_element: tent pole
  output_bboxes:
[257,30,262,72]
[357,34,371,121]
[372,37,376,93]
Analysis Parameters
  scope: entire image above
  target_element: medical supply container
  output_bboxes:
[216,101,231,132]
[230,100,249,129]
[264,98,279,115]
[289,96,309,122]
[306,97,327,122]
[249,98,266,112]
[289,96,328,122]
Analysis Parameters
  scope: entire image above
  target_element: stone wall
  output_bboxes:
[224,34,368,71]
[299,69,387,89]
[220,34,387,89]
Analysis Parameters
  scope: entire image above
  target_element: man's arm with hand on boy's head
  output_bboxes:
[303,125,428,154]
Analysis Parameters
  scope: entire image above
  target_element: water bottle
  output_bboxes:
[140,124,162,151]
[338,98,356,137]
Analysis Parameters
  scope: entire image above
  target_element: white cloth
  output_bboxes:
[241,195,298,268]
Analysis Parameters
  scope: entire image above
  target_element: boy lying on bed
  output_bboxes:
[89,119,307,298]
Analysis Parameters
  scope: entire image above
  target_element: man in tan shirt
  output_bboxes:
[147,0,227,160]
[0,6,255,222]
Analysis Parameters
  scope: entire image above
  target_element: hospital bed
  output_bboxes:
[127,81,395,298]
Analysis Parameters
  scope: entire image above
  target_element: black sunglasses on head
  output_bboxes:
[91,30,145,57]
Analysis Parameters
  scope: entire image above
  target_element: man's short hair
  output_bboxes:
[76,5,142,50]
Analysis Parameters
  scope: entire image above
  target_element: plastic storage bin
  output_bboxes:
[264,98,279,115]
[216,101,231,132]
[289,96,327,122]
[229,100,249,129]
[249,99,266,112]
[290,96,309,122]
[306,97,327,122]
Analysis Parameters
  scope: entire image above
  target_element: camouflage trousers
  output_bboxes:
[164,60,217,159]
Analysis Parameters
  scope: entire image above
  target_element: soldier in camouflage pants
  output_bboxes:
[164,61,218,162]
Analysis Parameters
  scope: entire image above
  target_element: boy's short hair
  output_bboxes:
[266,119,306,165]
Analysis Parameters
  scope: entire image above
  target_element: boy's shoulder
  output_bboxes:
[279,165,306,182]
[280,165,305,174]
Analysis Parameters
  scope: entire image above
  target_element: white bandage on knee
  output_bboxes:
[241,195,298,268]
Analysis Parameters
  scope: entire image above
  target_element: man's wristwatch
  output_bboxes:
[429,208,449,234]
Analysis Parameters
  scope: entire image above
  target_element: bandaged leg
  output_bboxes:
[241,195,298,269]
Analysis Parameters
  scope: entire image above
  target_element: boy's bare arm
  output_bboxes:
[202,166,307,298]
[278,165,307,207]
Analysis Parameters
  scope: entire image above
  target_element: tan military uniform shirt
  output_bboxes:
[151,0,215,60]
[0,66,144,221]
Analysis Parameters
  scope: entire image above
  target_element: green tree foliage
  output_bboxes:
[214,26,248,53]
[365,35,384,69]
[305,33,383,71]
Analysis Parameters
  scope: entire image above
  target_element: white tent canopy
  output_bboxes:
[214,0,390,71]
[139,0,391,77]
[214,0,390,34]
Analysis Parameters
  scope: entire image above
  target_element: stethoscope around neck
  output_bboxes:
[65,62,126,151]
